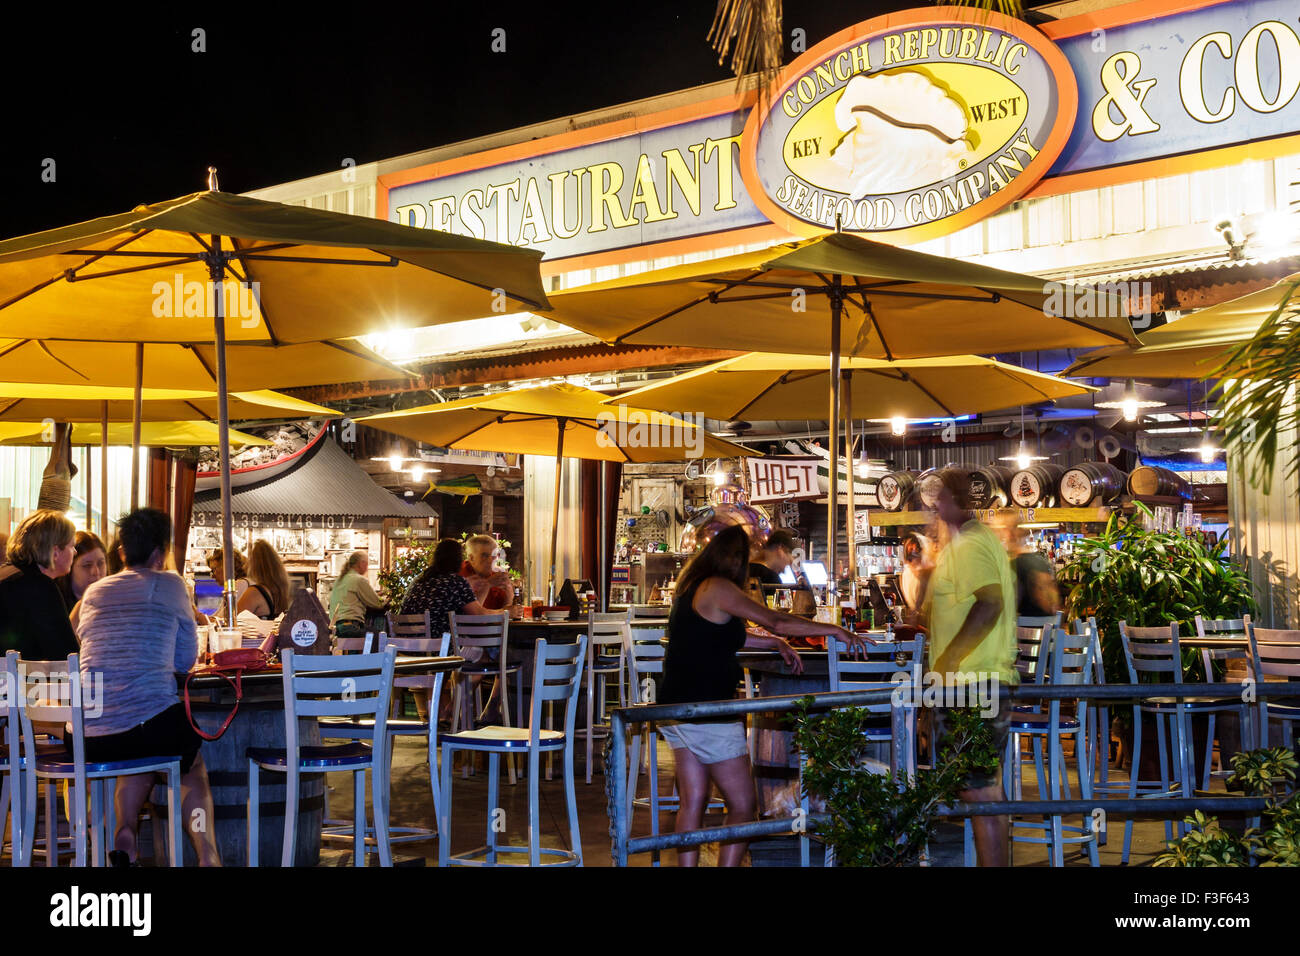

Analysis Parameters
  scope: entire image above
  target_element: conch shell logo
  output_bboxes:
[831,72,977,198]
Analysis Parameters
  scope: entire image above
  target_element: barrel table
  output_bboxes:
[159,656,462,867]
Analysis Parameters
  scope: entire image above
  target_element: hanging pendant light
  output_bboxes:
[1096,378,1166,422]
[999,405,1047,469]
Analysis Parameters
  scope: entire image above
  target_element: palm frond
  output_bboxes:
[1212,279,1300,489]
[708,0,782,102]
[944,0,1026,19]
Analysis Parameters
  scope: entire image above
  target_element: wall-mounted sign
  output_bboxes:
[740,6,1077,244]
[746,456,822,503]
[377,0,1300,264]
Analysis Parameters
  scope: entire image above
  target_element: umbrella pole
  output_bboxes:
[826,276,842,610]
[100,401,109,540]
[84,442,92,533]
[598,463,607,612]
[130,342,143,509]
[209,236,236,624]
[843,370,857,604]
[549,418,567,605]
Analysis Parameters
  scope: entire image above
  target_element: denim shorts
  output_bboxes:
[657,720,749,764]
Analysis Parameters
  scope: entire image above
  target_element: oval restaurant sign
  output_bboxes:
[741,7,1077,244]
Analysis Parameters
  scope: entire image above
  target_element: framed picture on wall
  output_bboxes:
[274,529,304,556]
[303,529,325,560]
[326,528,353,552]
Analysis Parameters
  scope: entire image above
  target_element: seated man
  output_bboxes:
[75,508,221,867]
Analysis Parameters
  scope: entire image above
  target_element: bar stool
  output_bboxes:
[438,637,587,867]
[319,628,453,850]
[1,652,30,866]
[449,611,521,783]
[1193,615,1255,788]
[1245,621,1300,749]
[1005,626,1101,867]
[17,653,184,867]
[248,647,396,867]
[580,612,629,783]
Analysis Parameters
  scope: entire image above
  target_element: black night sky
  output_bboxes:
[2,2,926,237]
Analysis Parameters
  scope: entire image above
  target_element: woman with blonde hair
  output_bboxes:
[236,539,291,620]
[0,509,79,659]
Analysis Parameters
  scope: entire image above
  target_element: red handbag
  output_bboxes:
[184,648,276,741]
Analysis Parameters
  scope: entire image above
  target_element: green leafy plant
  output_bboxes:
[1057,502,1257,685]
[376,538,438,612]
[1214,278,1300,490]
[1154,747,1299,867]
[791,700,996,866]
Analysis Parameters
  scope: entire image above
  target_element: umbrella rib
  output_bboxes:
[225,240,282,346]
[187,345,219,386]
[994,363,1055,402]
[237,252,400,268]
[65,256,202,283]
[0,339,29,360]
[183,400,210,418]
[857,294,894,362]
[739,373,808,419]
[322,340,418,379]
[613,271,763,344]
[35,341,91,382]
[0,232,151,314]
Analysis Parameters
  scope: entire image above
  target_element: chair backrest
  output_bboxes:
[827,635,924,712]
[1016,613,1063,630]
[1,651,24,771]
[334,634,374,654]
[527,637,587,741]
[1071,616,1106,685]
[448,611,509,656]
[383,631,452,696]
[1045,625,1093,688]
[588,612,630,651]
[1014,625,1052,683]
[1246,621,1300,683]
[281,648,395,756]
[15,654,87,772]
[623,628,665,704]
[387,610,433,643]
[1118,620,1182,682]
[1195,614,1251,678]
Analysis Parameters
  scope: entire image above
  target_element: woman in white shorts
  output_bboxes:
[657,525,870,866]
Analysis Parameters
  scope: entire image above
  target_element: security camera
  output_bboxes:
[1215,219,1245,260]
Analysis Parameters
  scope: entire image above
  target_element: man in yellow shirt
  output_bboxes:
[925,468,1018,866]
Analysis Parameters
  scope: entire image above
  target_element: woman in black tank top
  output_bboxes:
[659,525,870,866]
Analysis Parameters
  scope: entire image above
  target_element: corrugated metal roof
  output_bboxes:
[193,438,435,519]
[1055,253,1300,284]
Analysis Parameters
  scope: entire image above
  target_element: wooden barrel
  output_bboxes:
[876,470,918,511]
[1128,464,1192,500]
[1059,461,1126,506]
[968,465,1014,509]
[148,699,324,867]
[915,469,945,509]
[1010,463,1066,507]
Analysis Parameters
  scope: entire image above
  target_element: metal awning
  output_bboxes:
[193,437,435,518]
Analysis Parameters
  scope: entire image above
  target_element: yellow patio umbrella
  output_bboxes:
[0,383,338,422]
[0,178,549,619]
[0,421,270,447]
[0,337,409,390]
[1064,276,1300,379]
[549,232,1136,597]
[357,383,755,601]
[616,353,1094,420]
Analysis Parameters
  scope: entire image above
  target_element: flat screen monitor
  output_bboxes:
[801,561,828,586]
[778,567,797,585]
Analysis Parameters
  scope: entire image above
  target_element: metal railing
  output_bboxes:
[605,682,1297,866]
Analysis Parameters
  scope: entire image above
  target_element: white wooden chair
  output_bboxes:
[18,653,184,867]
[626,604,670,629]
[580,612,629,784]
[1,651,30,866]
[438,637,587,867]
[449,611,521,783]
[247,647,396,867]
[1245,621,1300,749]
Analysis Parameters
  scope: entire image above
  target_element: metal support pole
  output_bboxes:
[598,463,608,612]
[843,370,857,602]
[99,402,108,540]
[826,276,842,609]
[609,708,628,866]
[210,236,237,625]
[548,419,567,605]
[129,342,143,510]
